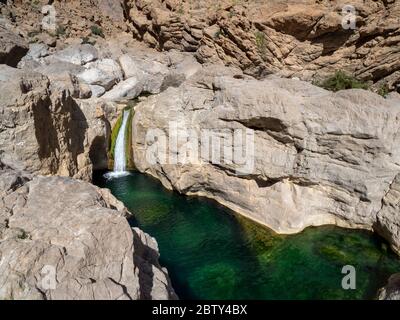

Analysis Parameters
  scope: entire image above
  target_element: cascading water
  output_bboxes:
[114,109,129,172]
[105,109,130,179]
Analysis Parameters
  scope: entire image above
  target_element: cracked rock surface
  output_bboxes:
[0,167,176,300]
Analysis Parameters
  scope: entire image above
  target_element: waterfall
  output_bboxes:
[105,109,131,179]
[113,109,130,172]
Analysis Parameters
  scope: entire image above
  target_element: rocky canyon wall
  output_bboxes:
[132,64,400,255]
[0,9,182,300]
[0,64,117,181]
[124,0,400,91]
[2,1,399,91]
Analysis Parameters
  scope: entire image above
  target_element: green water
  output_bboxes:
[94,171,400,300]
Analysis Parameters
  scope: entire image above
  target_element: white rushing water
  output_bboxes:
[105,109,130,179]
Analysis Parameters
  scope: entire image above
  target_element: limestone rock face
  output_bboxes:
[0,24,203,181]
[132,66,400,252]
[0,168,176,300]
[0,24,28,67]
[0,65,115,181]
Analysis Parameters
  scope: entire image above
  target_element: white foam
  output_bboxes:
[103,171,131,180]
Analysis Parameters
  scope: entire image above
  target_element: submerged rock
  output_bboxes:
[378,273,400,300]
[0,168,176,300]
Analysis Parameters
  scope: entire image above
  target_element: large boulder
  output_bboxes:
[0,168,176,300]
[102,77,143,101]
[17,43,49,69]
[77,58,123,91]
[119,54,169,91]
[0,24,28,67]
[103,52,199,102]
[99,54,171,102]
[132,65,400,253]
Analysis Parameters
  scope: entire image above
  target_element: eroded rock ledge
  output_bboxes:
[0,166,176,300]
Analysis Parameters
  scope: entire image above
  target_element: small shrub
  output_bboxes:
[56,25,66,37]
[81,36,96,45]
[255,31,267,60]
[91,25,104,38]
[17,229,30,240]
[27,30,40,38]
[31,0,40,8]
[377,83,389,97]
[216,28,226,39]
[177,4,184,15]
[317,71,369,92]
[27,30,40,43]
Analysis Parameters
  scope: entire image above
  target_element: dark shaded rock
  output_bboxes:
[0,25,28,67]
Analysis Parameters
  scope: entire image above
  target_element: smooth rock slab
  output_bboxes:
[102,77,143,101]
[90,84,106,98]
[118,54,169,93]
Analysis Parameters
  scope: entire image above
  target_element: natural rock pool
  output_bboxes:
[94,171,400,300]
